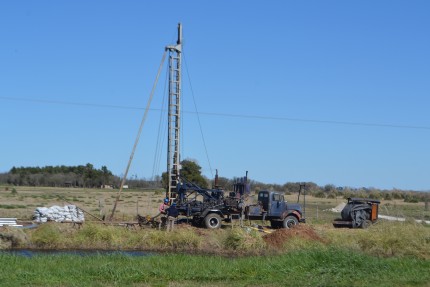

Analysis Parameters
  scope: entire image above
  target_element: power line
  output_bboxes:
[197,111,430,131]
[1,95,430,130]
[183,50,214,177]
[0,96,145,110]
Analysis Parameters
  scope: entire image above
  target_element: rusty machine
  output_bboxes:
[333,197,380,228]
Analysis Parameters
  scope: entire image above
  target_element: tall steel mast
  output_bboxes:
[166,23,182,200]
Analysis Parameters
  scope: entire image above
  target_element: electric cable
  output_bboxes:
[1,95,429,131]
[151,64,169,181]
[183,50,214,178]
[109,50,167,221]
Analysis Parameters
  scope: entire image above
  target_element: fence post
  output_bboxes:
[316,206,319,220]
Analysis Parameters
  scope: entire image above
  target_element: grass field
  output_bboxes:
[1,248,429,287]
[1,186,429,286]
[0,186,165,221]
[1,186,429,223]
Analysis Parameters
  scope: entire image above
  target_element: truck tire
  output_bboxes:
[283,215,298,229]
[204,213,222,229]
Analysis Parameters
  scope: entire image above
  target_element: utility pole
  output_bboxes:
[166,23,182,201]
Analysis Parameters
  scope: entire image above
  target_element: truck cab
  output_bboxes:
[258,191,286,217]
[246,190,304,228]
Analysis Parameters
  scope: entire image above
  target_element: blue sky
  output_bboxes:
[1,1,429,191]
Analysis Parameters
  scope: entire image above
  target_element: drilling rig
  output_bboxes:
[161,24,304,229]
[163,24,248,227]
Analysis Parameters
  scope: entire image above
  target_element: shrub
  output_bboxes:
[223,228,265,252]
[154,189,163,196]
[31,223,62,248]
[143,228,202,250]
[356,222,430,258]
[313,191,326,198]
[368,191,381,199]
[0,227,28,248]
[383,192,392,200]
[323,221,430,259]
[404,195,419,203]
[327,192,337,199]
[75,223,121,248]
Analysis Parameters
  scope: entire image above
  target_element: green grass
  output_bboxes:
[0,249,429,287]
[1,220,429,257]
[321,221,430,259]
[0,204,27,209]
[1,209,429,286]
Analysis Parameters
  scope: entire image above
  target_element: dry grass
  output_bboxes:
[8,222,265,255]
[0,185,162,221]
[317,221,430,259]
[1,185,430,259]
[1,214,429,259]
[1,186,428,223]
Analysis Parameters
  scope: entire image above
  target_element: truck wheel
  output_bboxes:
[283,216,298,229]
[204,213,222,229]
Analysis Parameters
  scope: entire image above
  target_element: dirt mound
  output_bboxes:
[263,225,325,248]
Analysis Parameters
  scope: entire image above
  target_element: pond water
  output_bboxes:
[0,249,153,257]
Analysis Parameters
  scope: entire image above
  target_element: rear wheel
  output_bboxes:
[204,213,222,229]
[283,215,298,229]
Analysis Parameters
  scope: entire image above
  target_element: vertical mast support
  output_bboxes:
[166,23,182,200]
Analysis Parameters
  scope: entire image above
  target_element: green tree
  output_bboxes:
[180,160,208,188]
[161,159,208,189]
[283,182,301,194]
[324,184,336,194]
[101,165,112,186]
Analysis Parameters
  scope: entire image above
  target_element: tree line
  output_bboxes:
[0,164,163,189]
[1,164,115,188]
[1,162,428,203]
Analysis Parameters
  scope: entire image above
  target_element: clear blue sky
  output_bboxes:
[1,1,429,191]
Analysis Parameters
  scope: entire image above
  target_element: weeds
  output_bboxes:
[321,221,430,259]
[222,228,265,252]
[1,213,429,260]
[0,204,26,209]
[357,221,430,258]
[0,227,28,248]
[31,223,63,248]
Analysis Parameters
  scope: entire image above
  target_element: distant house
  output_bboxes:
[101,185,113,189]
[122,185,129,189]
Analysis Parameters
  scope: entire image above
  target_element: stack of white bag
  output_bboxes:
[33,205,85,223]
